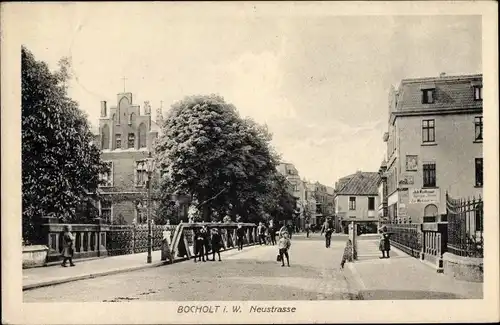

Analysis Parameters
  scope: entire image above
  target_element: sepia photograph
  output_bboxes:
[2,1,498,324]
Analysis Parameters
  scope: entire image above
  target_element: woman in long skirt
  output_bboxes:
[61,225,75,267]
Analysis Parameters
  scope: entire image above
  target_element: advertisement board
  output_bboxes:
[409,188,440,204]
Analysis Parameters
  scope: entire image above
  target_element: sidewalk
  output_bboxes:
[346,240,483,300]
[23,245,261,291]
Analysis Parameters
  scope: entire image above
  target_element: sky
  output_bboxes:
[18,4,482,186]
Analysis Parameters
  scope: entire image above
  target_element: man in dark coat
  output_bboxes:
[194,228,207,262]
[236,224,246,250]
[211,228,223,261]
[321,219,334,248]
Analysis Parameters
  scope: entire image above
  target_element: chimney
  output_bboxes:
[440,72,446,78]
[100,101,107,117]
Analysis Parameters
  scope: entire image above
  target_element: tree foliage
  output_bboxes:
[22,46,108,243]
[156,94,282,223]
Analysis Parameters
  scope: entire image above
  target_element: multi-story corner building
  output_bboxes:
[326,186,335,217]
[377,158,388,224]
[94,91,189,224]
[334,171,380,233]
[380,73,483,224]
[303,182,316,226]
[277,162,307,228]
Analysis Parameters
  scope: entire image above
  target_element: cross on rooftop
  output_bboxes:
[122,77,128,92]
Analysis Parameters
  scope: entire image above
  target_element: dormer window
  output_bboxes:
[473,85,482,101]
[422,88,435,104]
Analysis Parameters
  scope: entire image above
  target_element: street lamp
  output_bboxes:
[145,153,156,264]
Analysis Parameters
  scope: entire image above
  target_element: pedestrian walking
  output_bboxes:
[194,228,206,262]
[286,224,294,239]
[305,223,310,238]
[210,228,223,261]
[236,224,245,251]
[379,226,391,258]
[61,225,76,267]
[257,222,267,245]
[269,223,277,245]
[321,220,333,248]
[265,227,271,245]
[277,232,291,267]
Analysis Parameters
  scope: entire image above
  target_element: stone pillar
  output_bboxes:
[41,216,61,262]
[94,217,108,257]
[419,224,425,260]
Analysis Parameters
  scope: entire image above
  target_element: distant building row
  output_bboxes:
[277,163,335,229]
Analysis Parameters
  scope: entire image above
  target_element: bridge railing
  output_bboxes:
[39,216,177,263]
[382,222,447,271]
[383,223,422,258]
[168,222,258,261]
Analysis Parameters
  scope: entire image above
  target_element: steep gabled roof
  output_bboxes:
[335,172,380,196]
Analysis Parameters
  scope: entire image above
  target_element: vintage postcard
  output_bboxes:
[1,1,499,324]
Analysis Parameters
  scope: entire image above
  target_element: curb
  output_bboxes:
[23,244,259,291]
[22,260,170,291]
[342,263,365,300]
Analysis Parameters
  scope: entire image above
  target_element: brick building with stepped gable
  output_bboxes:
[93,91,189,224]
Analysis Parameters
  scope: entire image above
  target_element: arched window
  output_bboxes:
[118,97,129,125]
[101,124,110,149]
[138,123,147,148]
[423,204,438,223]
[129,112,136,125]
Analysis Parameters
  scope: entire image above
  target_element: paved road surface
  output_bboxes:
[24,234,358,302]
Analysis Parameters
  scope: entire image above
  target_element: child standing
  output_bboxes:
[277,232,291,267]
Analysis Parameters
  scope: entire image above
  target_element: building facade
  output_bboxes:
[381,74,483,224]
[277,163,307,228]
[334,171,380,233]
[94,92,188,224]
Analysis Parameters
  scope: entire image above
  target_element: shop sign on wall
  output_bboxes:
[399,174,414,186]
[409,188,440,204]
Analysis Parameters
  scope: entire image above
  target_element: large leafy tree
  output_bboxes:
[261,172,297,224]
[156,94,279,222]
[22,46,107,243]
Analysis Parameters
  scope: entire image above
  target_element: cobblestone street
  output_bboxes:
[24,234,358,302]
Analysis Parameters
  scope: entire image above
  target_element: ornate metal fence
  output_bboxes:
[106,224,177,256]
[446,193,483,258]
[383,223,422,258]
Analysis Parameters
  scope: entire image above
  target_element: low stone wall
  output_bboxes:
[23,245,49,269]
[443,252,483,282]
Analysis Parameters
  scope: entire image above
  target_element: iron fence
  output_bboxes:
[383,223,422,258]
[446,193,483,258]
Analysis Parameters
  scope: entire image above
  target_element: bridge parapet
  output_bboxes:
[167,222,258,262]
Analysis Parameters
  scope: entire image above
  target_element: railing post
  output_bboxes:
[420,224,425,260]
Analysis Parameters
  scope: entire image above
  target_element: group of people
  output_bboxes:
[191,222,294,267]
[193,225,224,262]
[256,221,295,246]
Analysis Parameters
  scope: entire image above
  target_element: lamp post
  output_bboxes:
[145,153,156,264]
